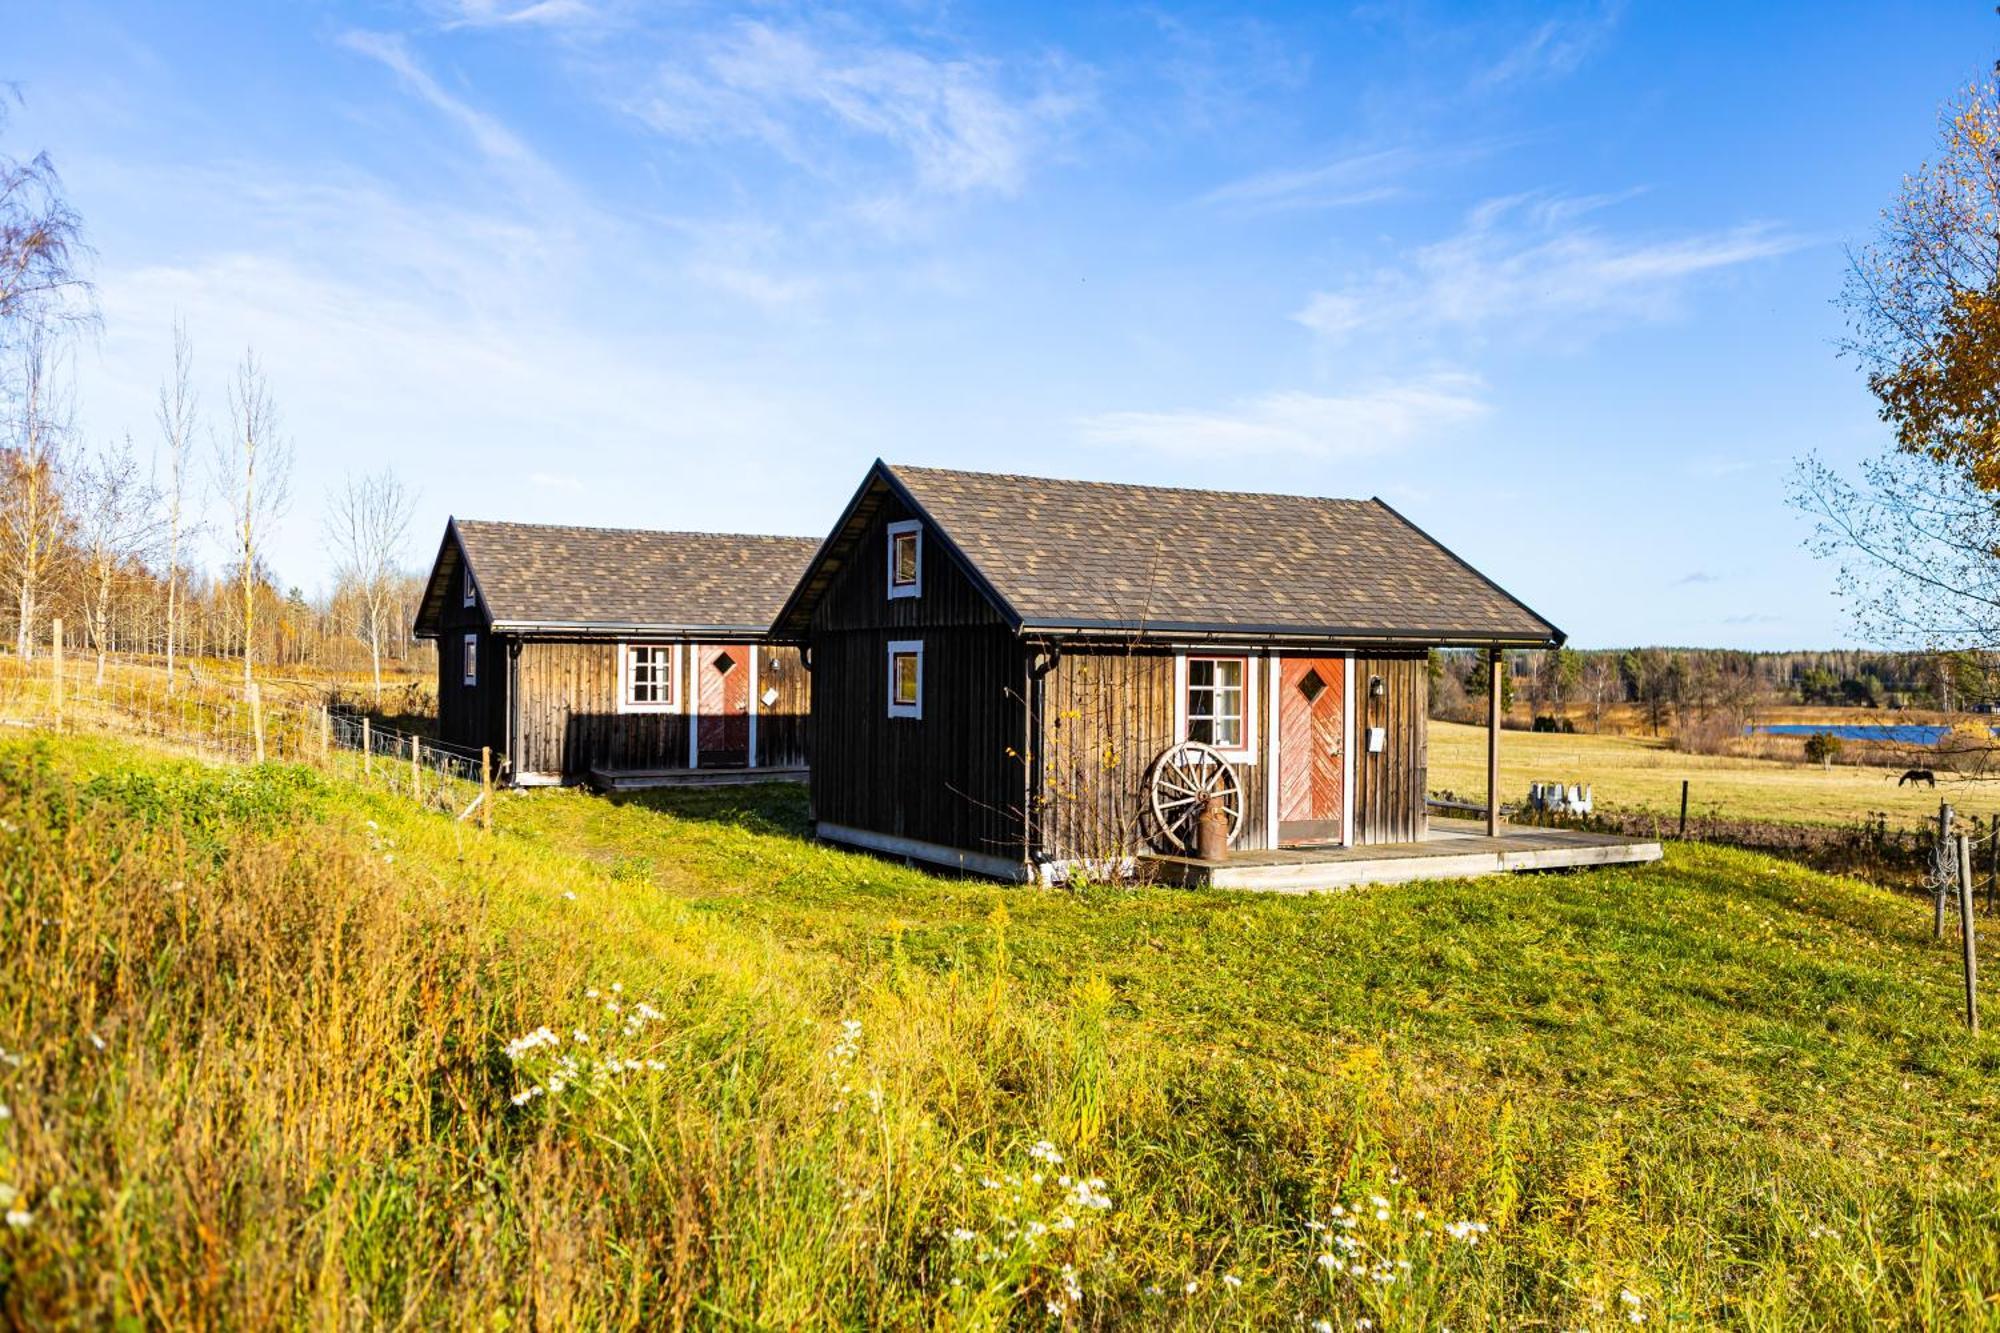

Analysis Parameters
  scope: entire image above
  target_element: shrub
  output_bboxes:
[1803,731,1844,768]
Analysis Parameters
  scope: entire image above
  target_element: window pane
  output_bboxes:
[1186,658,1246,749]
[1187,717,1214,744]
[1189,659,1215,688]
[893,533,918,584]
[893,652,919,703]
[1212,659,1242,691]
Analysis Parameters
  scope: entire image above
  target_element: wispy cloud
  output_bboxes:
[1676,571,1720,586]
[1294,191,1801,344]
[623,20,1090,202]
[436,0,601,30]
[1470,4,1623,92]
[530,470,586,492]
[1076,375,1487,458]
[338,30,546,178]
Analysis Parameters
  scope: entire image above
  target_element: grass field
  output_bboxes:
[1431,720,2000,827]
[2,730,1998,1327]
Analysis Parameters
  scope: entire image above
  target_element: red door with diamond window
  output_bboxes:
[1278,656,1345,845]
[698,645,751,765]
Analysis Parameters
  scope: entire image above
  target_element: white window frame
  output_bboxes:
[1173,653,1257,762]
[886,519,922,600]
[462,567,477,608]
[887,639,923,719]
[462,633,479,687]
[618,642,681,714]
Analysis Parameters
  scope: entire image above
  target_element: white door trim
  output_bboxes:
[686,642,700,769]
[1342,652,1356,847]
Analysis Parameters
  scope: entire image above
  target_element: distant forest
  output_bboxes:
[1432,647,2000,739]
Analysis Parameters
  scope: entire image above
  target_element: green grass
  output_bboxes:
[2,730,1998,1328]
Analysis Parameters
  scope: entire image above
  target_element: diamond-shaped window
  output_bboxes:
[713,651,737,676]
[1297,668,1327,703]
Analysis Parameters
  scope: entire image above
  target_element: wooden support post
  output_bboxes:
[410,735,421,797]
[320,706,332,765]
[1937,802,1954,940]
[1486,647,1502,838]
[1958,832,1979,1034]
[51,618,63,725]
[1679,780,1689,840]
[248,682,265,763]
[480,746,493,831]
[362,717,373,777]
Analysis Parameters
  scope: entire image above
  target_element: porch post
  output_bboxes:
[1486,647,1502,836]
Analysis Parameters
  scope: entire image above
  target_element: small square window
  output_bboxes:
[1185,656,1246,750]
[886,520,922,599]
[887,640,923,719]
[462,633,478,687]
[1297,667,1327,704]
[623,644,677,712]
[713,650,737,677]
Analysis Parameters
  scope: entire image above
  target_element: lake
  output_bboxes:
[1749,723,1991,746]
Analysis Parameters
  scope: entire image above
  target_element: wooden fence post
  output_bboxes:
[248,682,265,763]
[1678,780,1689,839]
[51,618,63,725]
[362,717,372,777]
[1958,832,1980,1034]
[480,746,493,832]
[1937,802,1954,940]
[410,735,421,798]
[320,706,332,766]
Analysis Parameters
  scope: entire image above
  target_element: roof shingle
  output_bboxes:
[880,464,1560,643]
[450,520,819,633]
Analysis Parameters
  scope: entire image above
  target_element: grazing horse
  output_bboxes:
[1898,768,1937,787]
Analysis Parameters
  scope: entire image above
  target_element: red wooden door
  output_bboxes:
[1278,656,1345,845]
[697,644,751,765]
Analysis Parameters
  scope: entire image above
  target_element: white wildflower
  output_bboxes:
[4,1208,29,1229]
[1028,1139,1064,1165]
[1221,1273,1242,1290]
[1313,1322,1334,1333]
[88,1032,105,1051]
[1184,1279,1199,1294]
[949,1228,977,1243]
[1316,1254,1338,1270]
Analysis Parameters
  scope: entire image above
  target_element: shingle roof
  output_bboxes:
[424,520,820,634]
[776,462,1562,644]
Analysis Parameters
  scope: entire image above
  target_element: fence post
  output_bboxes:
[51,618,63,725]
[1958,832,1980,1034]
[1678,779,1689,839]
[480,746,493,832]
[1937,802,1954,940]
[363,717,373,777]
[320,706,332,766]
[410,735,421,798]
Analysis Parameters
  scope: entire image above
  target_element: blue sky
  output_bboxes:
[12,1,1991,648]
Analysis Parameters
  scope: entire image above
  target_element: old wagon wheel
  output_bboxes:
[1147,740,1244,852]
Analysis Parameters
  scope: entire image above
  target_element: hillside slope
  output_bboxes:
[0,732,1995,1328]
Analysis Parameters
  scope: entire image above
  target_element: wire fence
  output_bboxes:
[0,643,495,825]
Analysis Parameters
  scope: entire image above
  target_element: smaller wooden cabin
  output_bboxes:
[771,462,1575,883]
[413,519,818,786]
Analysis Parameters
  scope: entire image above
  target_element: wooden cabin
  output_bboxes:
[413,519,818,786]
[772,462,1655,887]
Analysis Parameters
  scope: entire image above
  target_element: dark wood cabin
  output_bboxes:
[413,519,818,786]
[770,462,1564,881]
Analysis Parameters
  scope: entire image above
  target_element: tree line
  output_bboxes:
[0,94,429,698]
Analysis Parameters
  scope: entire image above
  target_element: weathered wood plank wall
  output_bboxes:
[1351,653,1429,844]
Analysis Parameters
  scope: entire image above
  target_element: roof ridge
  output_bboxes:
[885,462,1376,508]
[455,518,819,543]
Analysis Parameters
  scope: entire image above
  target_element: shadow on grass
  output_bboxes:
[603,782,814,840]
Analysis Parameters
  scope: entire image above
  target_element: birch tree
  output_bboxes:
[213,350,290,689]
[325,468,415,702]
[74,434,161,684]
[0,93,92,355]
[156,318,196,692]
[1,329,73,658]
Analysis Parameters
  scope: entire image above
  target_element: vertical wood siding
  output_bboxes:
[433,536,507,758]
[513,639,808,780]
[1351,653,1429,844]
[1034,646,1273,862]
[807,491,1025,861]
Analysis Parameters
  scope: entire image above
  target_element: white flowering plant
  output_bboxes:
[499,981,672,1110]
[936,1138,1118,1324]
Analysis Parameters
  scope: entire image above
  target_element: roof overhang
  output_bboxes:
[489,620,781,638]
[1019,620,1564,649]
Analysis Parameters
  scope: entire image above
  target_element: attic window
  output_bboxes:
[712,650,737,677]
[886,520,922,600]
[462,567,476,608]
